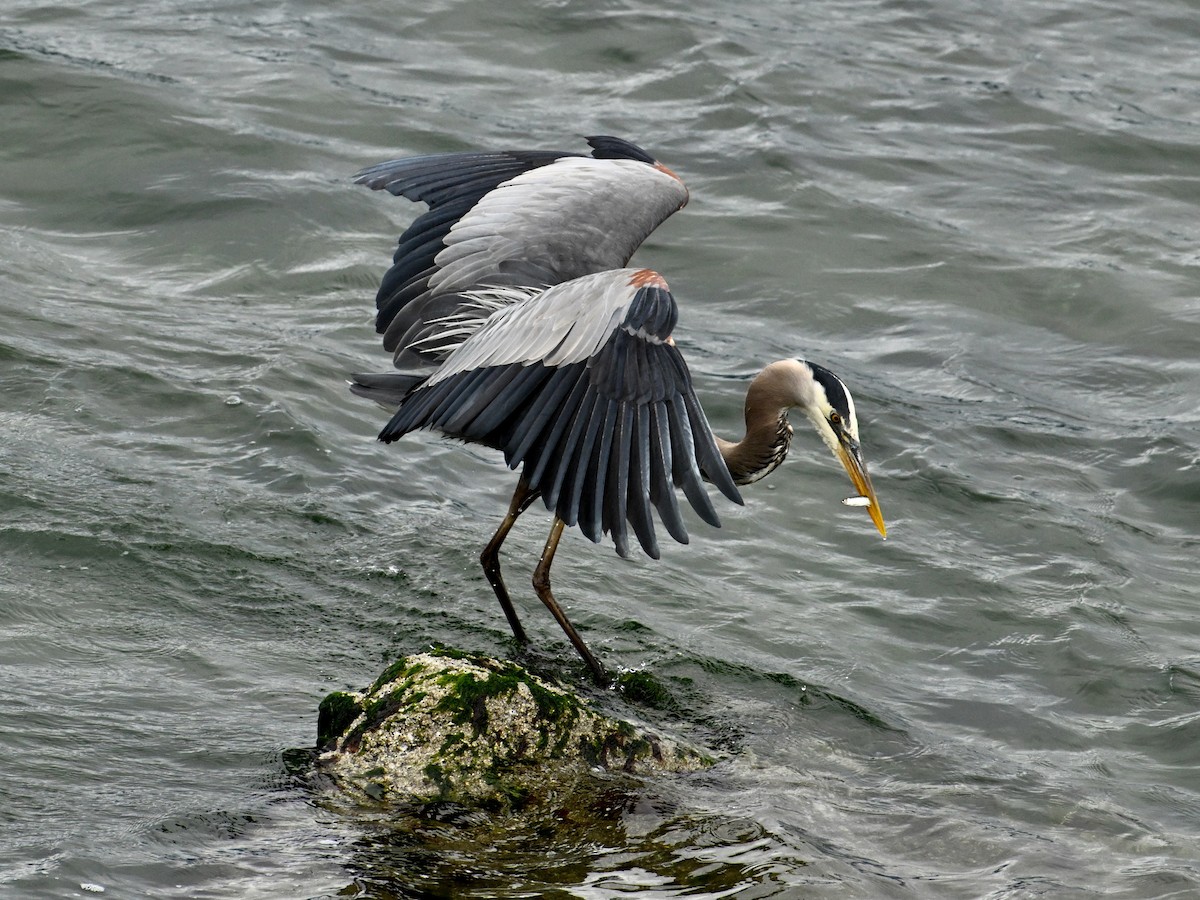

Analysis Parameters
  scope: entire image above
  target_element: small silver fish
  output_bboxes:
[841,496,872,507]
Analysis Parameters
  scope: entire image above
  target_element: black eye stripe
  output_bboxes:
[808,363,851,418]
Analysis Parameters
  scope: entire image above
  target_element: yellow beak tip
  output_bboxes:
[871,514,887,540]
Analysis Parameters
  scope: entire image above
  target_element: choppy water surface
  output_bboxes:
[3,0,1199,896]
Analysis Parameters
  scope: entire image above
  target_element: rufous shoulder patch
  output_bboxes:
[654,161,690,208]
[628,268,668,289]
[654,161,682,182]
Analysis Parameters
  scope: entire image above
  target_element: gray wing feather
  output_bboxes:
[429,157,687,296]
[358,141,688,370]
[372,270,743,558]
[424,271,644,383]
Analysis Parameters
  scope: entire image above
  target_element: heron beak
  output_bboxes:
[836,438,887,539]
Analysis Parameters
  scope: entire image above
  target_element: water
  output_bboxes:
[3,0,1199,896]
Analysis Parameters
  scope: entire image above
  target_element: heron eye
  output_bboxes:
[829,411,842,427]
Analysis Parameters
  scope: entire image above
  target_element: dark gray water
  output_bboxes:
[3,0,1199,896]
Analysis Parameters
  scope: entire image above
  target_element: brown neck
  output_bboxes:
[714,373,796,486]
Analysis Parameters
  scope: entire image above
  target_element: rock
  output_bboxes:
[316,649,712,809]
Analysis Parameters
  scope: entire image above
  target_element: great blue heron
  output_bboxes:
[350,135,885,683]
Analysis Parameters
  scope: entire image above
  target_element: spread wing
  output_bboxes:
[366,269,743,559]
[355,136,689,369]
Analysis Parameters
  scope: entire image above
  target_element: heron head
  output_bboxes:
[794,360,887,538]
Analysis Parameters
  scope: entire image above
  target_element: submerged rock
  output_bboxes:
[317,650,711,808]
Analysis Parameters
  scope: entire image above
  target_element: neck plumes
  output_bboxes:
[714,362,803,486]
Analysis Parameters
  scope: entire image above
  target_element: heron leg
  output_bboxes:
[532,517,608,684]
[480,477,539,644]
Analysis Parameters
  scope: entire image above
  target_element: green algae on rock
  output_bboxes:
[317,650,712,808]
